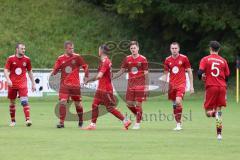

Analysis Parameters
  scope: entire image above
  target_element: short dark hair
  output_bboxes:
[100,44,110,55]
[16,43,24,49]
[209,41,221,52]
[170,42,180,48]
[64,41,73,48]
[130,41,139,47]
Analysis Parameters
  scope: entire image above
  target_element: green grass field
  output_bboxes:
[0,93,239,160]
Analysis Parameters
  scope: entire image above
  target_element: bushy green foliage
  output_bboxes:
[0,0,138,68]
[86,0,240,69]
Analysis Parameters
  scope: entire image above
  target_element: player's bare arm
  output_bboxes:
[85,72,104,84]
[3,68,12,87]
[112,68,126,79]
[82,64,89,83]
[28,70,36,92]
[144,70,149,94]
[161,71,169,93]
[186,68,194,94]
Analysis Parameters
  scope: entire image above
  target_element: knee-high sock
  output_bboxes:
[23,105,30,121]
[136,106,143,123]
[59,104,66,124]
[127,105,137,115]
[173,105,182,123]
[106,106,124,121]
[216,111,222,135]
[92,104,99,123]
[10,105,16,122]
[75,105,83,122]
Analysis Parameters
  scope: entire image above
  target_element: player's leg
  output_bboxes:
[204,86,217,118]
[57,99,68,128]
[83,98,100,130]
[215,107,223,140]
[105,93,131,130]
[19,88,32,127]
[132,101,143,130]
[215,87,227,140]
[72,95,83,127]
[126,89,137,115]
[205,109,216,118]
[173,96,183,131]
[133,89,146,129]
[8,87,17,126]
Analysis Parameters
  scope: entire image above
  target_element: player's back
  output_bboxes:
[200,54,230,88]
[98,57,113,92]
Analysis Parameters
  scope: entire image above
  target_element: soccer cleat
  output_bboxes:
[82,124,96,130]
[56,123,64,128]
[123,120,132,130]
[78,121,83,128]
[9,121,16,127]
[217,134,222,140]
[132,123,140,130]
[25,120,32,127]
[173,123,182,131]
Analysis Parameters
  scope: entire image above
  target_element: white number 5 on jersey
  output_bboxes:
[211,62,220,77]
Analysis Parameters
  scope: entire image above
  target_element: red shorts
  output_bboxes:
[126,88,146,102]
[93,90,116,106]
[59,86,81,101]
[204,86,226,110]
[168,87,185,101]
[8,87,28,99]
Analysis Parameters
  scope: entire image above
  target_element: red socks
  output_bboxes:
[174,105,182,123]
[10,105,16,122]
[136,106,143,123]
[23,105,30,121]
[75,105,83,122]
[127,105,137,115]
[106,106,124,121]
[92,104,99,123]
[59,104,66,124]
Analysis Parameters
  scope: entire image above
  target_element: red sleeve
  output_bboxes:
[27,59,32,71]
[142,58,148,71]
[225,60,230,77]
[184,56,191,69]
[5,57,11,69]
[52,58,61,75]
[164,59,169,72]
[121,57,128,69]
[199,58,206,71]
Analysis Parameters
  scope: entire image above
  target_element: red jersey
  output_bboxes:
[97,57,113,92]
[5,55,32,89]
[199,54,230,88]
[121,54,148,89]
[164,54,191,88]
[52,53,88,87]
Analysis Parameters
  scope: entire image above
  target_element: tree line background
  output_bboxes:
[84,0,240,72]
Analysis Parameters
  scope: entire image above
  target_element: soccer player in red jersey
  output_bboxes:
[198,41,230,140]
[83,44,131,130]
[113,41,149,130]
[163,42,194,131]
[4,43,36,127]
[50,41,89,128]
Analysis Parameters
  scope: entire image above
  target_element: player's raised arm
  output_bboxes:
[85,71,104,84]
[112,68,126,79]
[51,58,61,76]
